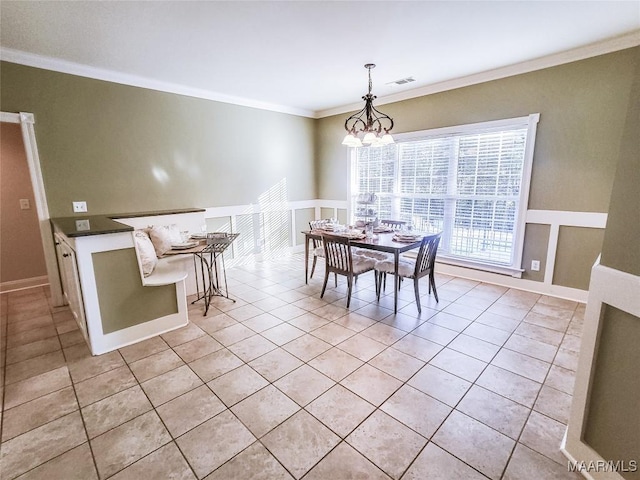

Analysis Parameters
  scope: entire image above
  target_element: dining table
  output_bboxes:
[303,229,423,313]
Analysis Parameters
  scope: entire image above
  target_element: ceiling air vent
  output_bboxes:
[388,77,416,86]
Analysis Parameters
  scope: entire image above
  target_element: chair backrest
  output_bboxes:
[414,233,441,278]
[309,220,325,230]
[380,219,406,231]
[309,221,325,248]
[322,234,353,276]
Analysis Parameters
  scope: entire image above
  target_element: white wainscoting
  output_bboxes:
[437,210,607,303]
[201,202,606,303]
[202,200,349,267]
[17,202,604,302]
[526,210,608,286]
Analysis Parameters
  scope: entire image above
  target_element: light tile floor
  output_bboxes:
[0,253,585,479]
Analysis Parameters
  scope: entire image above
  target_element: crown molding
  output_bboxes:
[2,30,638,120]
[0,48,315,118]
[316,30,640,119]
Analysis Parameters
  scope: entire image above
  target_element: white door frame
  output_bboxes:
[1,111,64,305]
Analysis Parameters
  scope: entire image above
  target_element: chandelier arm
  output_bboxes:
[344,106,370,133]
[346,117,369,134]
[370,105,394,133]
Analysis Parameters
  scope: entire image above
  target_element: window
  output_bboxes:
[350,114,540,275]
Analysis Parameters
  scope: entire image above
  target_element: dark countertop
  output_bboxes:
[51,208,206,238]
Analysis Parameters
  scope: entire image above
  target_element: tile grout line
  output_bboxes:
[0,258,582,479]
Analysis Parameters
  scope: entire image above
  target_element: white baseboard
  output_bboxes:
[0,275,49,293]
[435,263,588,303]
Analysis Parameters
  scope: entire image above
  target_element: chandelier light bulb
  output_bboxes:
[362,132,377,144]
[380,134,395,145]
[342,134,356,146]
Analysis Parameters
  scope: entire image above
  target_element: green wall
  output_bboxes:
[600,48,640,277]
[316,48,638,289]
[584,305,640,479]
[316,49,637,209]
[0,62,316,218]
[584,48,640,476]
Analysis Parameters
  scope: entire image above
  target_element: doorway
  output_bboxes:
[0,122,47,291]
[0,112,63,305]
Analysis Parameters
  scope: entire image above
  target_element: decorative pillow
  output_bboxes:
[134,230,157,277]
[148,225,174,257]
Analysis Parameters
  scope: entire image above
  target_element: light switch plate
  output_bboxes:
[19,199,30,210]
[72,201,87,213]
[531,260,541,271]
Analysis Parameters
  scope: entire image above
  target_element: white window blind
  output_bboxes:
[350,115,539,274]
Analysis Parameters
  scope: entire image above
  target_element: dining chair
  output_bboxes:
[308,220,326,279]
[380,219,407,231]
[374,232,441,313]
[321,234,376,308]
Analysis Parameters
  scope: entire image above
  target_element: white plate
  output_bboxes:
[393,235,421,243]
[172,242,198,250]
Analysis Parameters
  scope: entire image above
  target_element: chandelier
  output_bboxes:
[342,64,394,148]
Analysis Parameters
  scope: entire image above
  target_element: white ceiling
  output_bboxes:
[1,1,639,118]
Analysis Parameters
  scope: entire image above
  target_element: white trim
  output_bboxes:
[392,114,536,141]
[349,115,539,272]
[563,260,640,479]
[0,48,314,119]
[526,210,608,228]
[1,111,65,306]
[525,210,608,287]
[317,31,640,118]
[0,112,20,123]
[513,113,540,274]
[434,255,524,278]
[435,261,589,303]
[204,200,348,221]
[544,224,561,286]
[0,276,49,293]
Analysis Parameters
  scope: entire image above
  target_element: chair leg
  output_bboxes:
[413,277,422,314]
[310,256,318,279]
[346,276,353,308]
[383,272,387,292]
[374,271,379,299]
[430,273,439,302]
[320,269,330,298]
[334,273,337,287]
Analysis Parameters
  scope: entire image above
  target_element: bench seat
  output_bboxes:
[142,257,188,287]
